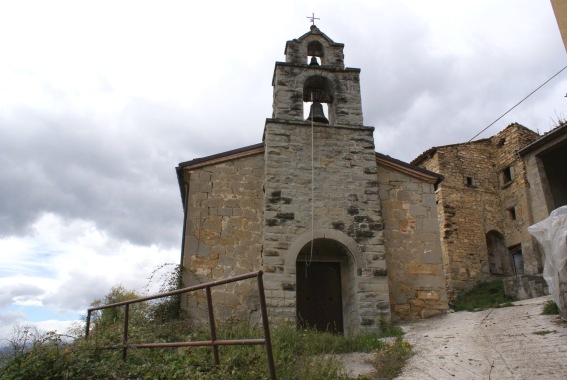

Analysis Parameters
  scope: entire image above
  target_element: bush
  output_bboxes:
[453,280,513,312]
[367,337,413,380]
[542,300,560,315]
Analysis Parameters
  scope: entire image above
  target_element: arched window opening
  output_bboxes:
[307,40,324,65]
[303,76,334,124]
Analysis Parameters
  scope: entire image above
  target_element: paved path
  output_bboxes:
[397,296,567,379]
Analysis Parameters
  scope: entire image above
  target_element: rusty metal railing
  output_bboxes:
[85,270,276,379]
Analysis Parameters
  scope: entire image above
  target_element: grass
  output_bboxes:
[1,276,414,379]
[453,280,514,312]
[365,337,413,380]
[542,300,560,315]
[0,319,411,379]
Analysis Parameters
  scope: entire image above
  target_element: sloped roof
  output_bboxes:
[518,123,567,156]
[411,138,490,166]
[287,25,343,47]
[376,152,443,185]
[175,144,443,206]
[176,143,264,170]
[412,123,540,165]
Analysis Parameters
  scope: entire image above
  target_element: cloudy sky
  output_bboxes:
[1,0,566,341]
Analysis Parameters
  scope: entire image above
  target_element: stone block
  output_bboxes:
[417,290,440,301]
[407,263,439,276]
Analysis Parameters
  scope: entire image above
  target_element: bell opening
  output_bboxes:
[304,101,329,124]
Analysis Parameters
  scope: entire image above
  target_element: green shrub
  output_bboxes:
[453,280,513,312]
[542,300,560,315]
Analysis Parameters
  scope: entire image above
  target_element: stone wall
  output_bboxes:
[377,164,448,321]
[492,125,542,274]
[262,120,389,335]
[417,140,502,296]
[414,124,542,298]
[180,154,264,324]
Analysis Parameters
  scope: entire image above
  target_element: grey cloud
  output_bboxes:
[42,272,113,312]
[0,284,44,308]
[1,0,566,247]
[0,311,26,327]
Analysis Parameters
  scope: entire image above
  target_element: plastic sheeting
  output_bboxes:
[528,206,567,320]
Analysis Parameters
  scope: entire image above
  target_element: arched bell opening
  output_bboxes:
[303,75,334,125]
[295,238,356,335]
[307,40,324,66]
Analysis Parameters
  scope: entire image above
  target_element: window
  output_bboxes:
[509,245,524,275]
[507,206,517,221]
[502,166,513,184]
[307,41,324,65]
[465,176,474,187]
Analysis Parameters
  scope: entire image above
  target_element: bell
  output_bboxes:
[309,56,320,66]
[306,102,329,124]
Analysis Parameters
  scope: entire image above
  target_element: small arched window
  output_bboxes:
[307,40,324,66]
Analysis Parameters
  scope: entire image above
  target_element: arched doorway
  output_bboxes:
[295,238,355,334]
[486,230,513,276]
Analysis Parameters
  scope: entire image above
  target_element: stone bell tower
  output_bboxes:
[262,25,390,336]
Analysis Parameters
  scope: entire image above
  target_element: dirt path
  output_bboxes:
[396,296,567,379]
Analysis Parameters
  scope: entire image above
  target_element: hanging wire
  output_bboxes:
[468,64,567,142]
[306,92,315,269]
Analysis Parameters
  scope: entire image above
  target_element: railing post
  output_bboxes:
[85,271,277,377]
[85,310,91,339]
[205,287,220,365]
[257,271,277,380]
[123,303,129,361]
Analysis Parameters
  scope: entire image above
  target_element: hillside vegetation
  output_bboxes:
[0,268,411,379]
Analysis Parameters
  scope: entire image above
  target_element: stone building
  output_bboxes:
[412,122,567,299]
[176,26,448,335]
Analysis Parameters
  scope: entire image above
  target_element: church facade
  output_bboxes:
[176,26,448,335]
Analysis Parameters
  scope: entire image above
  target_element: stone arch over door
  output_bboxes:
[284,229,364,274]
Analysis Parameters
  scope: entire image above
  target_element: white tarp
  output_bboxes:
[528,206,567,320]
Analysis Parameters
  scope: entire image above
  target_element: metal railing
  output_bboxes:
[85,270,276,379]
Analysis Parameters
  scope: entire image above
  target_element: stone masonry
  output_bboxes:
[377,155,447,320]
[412,123,547,299]
[178,150,265,323]
[262,121,388,335]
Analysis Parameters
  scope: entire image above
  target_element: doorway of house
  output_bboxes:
[296,261,343,333]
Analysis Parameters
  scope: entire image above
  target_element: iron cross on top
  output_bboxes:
[307,13,320,25]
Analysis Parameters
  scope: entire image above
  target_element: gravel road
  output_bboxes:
[396,296,567,379]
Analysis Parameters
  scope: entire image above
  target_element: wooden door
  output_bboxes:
[296,261,343,333]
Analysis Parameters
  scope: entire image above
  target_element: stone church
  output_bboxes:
[176,25,448,335]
